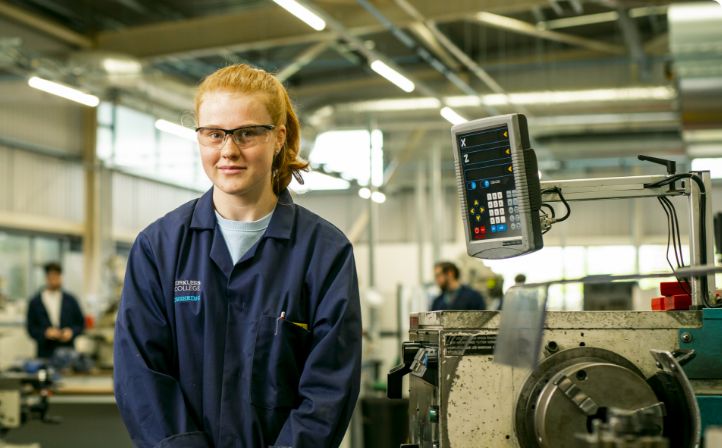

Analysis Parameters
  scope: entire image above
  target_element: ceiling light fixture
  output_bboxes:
[440,106,467,125]
[359,187,372,199]
[369,60,415,93]
[155,119,196,141]
[272,0,326,31]
[371,191,386,203]
[28,76,99,107]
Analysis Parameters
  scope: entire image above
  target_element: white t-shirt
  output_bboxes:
[41,289,62,327]
[214,209,274,265]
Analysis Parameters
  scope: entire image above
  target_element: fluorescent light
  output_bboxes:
[272,0,326,31]
[669,3,722,22]
[28,76,99,107]
[102,58,142,75]
[155,119,196,141]
[440,107,467,125]
[369,60,415,93]
[359,187,371,199]
[371,191,386,203]
[336,87,675,113]
[476,87,675,107]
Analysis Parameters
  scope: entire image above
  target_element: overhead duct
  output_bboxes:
[669,2,722,157]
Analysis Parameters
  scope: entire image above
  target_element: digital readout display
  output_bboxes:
[457,125,523,241]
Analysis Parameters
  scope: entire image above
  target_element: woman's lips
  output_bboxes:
[218,166,246,174]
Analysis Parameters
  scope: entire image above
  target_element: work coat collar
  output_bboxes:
[190,187,295,241]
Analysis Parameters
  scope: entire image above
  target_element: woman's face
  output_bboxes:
[197,91,286,199]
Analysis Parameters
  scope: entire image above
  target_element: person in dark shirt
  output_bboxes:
[26,262,85,358]
[431,261,486,311]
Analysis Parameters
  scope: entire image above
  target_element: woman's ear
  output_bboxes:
[275,125,287,153]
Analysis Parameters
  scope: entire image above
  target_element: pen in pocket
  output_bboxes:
[275,310,285,335]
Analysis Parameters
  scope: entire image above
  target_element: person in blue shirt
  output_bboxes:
[113,64,362,448]
[430,261,486,311]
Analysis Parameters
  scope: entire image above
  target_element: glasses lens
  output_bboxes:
[231,126,271,148]
[197,128,226,148]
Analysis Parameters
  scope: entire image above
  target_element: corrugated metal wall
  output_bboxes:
[0,145,85,228]
[111,172,199,239]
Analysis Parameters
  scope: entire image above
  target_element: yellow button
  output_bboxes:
[470,208,475,215]
[475,215,481,222]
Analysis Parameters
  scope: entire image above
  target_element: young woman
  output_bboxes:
[114,64,362,448]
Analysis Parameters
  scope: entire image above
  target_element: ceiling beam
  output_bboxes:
[616,6,649,79]
[277,41,332,82]
[0,0,92,48]
[94,0,552,62]
[472,12,626,55]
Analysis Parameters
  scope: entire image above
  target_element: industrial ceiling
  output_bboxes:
[1,0,720,188]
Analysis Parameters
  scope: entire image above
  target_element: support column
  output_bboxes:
[415,160,427,285]
[82,108,112,316]
[430,145,443,265]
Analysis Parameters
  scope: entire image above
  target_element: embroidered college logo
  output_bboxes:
[174,280,201,303]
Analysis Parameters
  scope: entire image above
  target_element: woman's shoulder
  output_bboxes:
[293,204,351,247]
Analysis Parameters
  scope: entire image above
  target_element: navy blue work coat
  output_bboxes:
[26,291,85,358]
[113,189,362,448]
[431,285,486,311]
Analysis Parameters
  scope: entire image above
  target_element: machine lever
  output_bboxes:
[387,342,422,399]
[638,155,677,175]
[671,349,696,366]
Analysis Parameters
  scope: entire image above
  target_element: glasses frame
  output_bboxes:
[195,124,276,149]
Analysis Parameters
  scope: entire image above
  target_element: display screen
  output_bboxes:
[457,124,523,241]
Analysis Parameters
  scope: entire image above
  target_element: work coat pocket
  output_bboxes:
[251,315,312,409]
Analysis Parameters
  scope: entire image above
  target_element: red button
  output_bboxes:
[474,227,480,235]
[480,226,486,233]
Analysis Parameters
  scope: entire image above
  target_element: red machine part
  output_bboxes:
[651,294,691,311]
[651,281,692,311]
[659,281,690,297]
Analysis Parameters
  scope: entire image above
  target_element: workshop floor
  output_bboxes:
[4,402,132,448]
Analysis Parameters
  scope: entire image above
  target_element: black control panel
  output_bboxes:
[456,124,522,241]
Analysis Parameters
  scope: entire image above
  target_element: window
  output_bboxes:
[308,130,383,188]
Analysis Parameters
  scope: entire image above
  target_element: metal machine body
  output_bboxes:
[396,310,722,448]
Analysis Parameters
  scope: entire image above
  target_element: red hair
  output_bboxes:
[195,64,308,194]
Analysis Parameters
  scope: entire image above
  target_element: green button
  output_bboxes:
[429,408,438,422]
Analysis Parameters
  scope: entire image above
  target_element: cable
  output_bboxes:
[657,197,677,272]
[657,196,691,295]
[541,187,571,223]
[660,196,685,268]
[645,173,718,307]
[541,203,556,219]
[658,197,682,268]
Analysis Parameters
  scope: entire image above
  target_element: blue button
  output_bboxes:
[498,224,507,232]
[483,180,490,188]
[491,225,497,233]
[470,181,477,190]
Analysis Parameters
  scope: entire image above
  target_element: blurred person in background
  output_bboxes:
[26,262,85,358]
[431,261,486,311]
